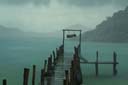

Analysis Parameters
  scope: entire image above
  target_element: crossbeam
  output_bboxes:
[63,29,82,31]
[80,61,119,64]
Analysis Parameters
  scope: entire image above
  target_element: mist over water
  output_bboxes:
[0,38,128,85]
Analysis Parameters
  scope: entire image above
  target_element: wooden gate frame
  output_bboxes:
[62,29,82,56]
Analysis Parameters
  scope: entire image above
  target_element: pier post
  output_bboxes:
[56,48,59,60]
[23,68,30,85]
[47,57,50,76]
[47,77,51,85]
[70,66,73,85]
[47,56,53,76]
[50,54,52,63]
[63,79,66,85]
[53,51,56,65]
[79,30,81,55]
[41,69,45,85]
[3,79,7,85]
[44,60,47,72]
[32,65,36,85]
[65,70,69,85]
[113,52,117,76]
[95,51,99,76]
[77,44,80,56]
[62,30,65,55]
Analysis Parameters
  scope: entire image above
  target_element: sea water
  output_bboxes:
[0,38,128,85]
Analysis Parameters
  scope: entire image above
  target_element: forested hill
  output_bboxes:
[82,6,128,42]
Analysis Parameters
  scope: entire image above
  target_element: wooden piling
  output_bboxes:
[65,70,69,85]
[23,68,30,85]
[47,56,53,76]
[41,69,45,85]
[44,60,47,73]
[53,51,56,65]
[78,44,80,53]
[70,67,73,85]
[50,54,52,63]
[47,77,51,85]
[63,79,66,85]
[113,52,117,76]
[47,57,50,76]
[95,51,99,76]
[56,48,59,58]
[3,79,7,85]
[32,65,36,85]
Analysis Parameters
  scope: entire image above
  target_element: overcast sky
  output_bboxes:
[0,0,128,33]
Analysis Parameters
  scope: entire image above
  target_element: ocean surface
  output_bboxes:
[0,38,128,85]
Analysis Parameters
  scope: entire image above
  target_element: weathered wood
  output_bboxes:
[63,30,65,52]
[47,57,50,76]
[50,54,52,64]
[32,65,36,85]
[3,79,7,85]
[44,60,47,71]
[70,67,73,85]
[63,29,82,56]
[74,46,78,56]
[63,29,81,31]
[63,79,66,85]
[72,50,83,85]
[67,34,76,38]
[56,48,58,57]
[96,51,98,62]
[95,63,98,76]
[47,56,53,76]
[77,44,80,56]
[59,45,64,56]
[80,61,119,64]
[53,51,56,65]
[65,70,69,85]
[56,48,59,59]
[81,51,119,76]
[95,51,99,76]
[113,52,117,76]
[47,77,51,85]
[41,69,45,85]
[23,68,30,85]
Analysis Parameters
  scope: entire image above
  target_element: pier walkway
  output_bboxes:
[42,44,83,85]
[46,56,73,85]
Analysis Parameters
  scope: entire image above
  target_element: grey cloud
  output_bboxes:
[115,0,128,6]
[35,0,50,5]
[0,0,127,7]
[0,0,50,5]
[57,0,128,7]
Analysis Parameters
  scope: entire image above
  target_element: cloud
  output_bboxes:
[0,2,119,33]
[0,0,51,6]
[0,0,128,7]
[57,0,128,7]
[0,0,127,33]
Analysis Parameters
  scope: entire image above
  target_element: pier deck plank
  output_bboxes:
[44,53,73,85]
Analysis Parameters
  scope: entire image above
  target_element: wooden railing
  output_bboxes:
[63,45,83,85]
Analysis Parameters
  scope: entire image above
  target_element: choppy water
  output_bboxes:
[0,38,128,85]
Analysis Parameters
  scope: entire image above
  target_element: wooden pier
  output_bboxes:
[1,29,119,85]
[39,44,83,85]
